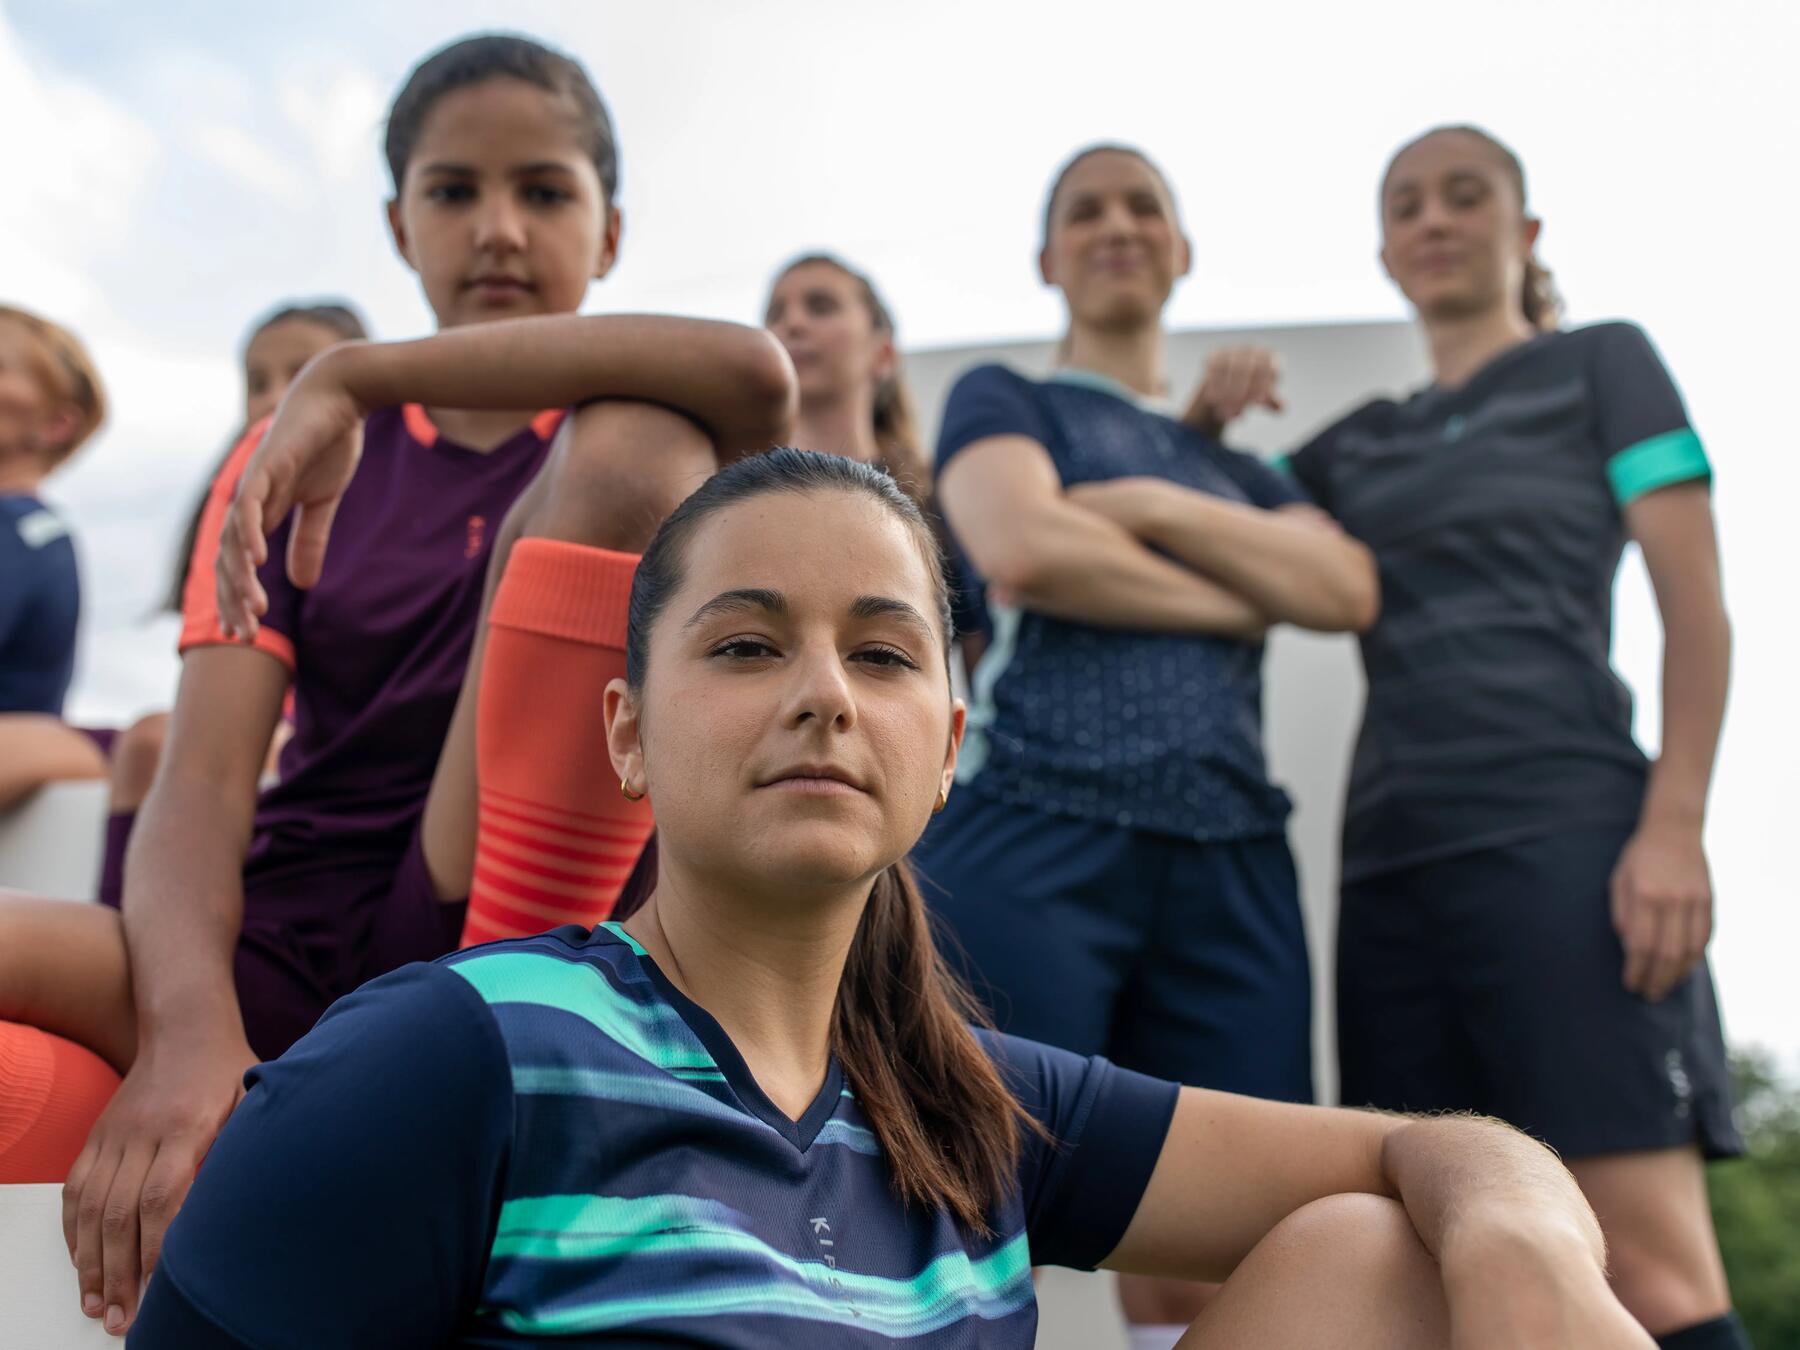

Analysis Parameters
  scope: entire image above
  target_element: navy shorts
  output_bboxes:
[1337,823,1743,1160]
[911,791,1312,1101]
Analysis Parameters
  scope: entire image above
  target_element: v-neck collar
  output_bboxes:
[596,923,845,1152]
[1421,329,1559,407]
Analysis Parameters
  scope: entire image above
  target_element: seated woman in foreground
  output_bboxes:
[130,450,1652,1349]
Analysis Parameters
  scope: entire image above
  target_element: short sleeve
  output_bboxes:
[178,418,299,672]
[1277,424,1342,515]
[1588,322,1711,506]
[130,963,514,1350]
[934,365,1055,476]
[978,1029,1179,1271]
[1210,443,1306,512]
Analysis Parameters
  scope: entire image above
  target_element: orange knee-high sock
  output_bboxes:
[0,1022,120,1184]
[463,539,652,946]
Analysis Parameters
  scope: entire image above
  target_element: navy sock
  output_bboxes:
[1656,1312,1752,1350]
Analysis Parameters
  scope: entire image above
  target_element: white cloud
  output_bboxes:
[189,122,312,205]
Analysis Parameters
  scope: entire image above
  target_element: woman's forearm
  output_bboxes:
[1133,483,1378,632]
[1000,503,1269,637]
[1382,1114,1606,1277]
[326,315,796,456]
[122,769,255,1044]
[1640,597,1730,829]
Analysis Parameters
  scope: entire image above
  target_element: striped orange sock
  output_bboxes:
[0,1021,120,1184]
[461,540,652,946]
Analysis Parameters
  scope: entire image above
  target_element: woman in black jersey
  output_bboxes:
[1185,126,1746,1350]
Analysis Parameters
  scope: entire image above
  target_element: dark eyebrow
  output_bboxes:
[683,588,787,629]
[513,161,581,177]
[849,594,936,642]
[417,162,476,177]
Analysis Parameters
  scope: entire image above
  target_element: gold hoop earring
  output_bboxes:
[933,788,949,814]
[620,776,646,802]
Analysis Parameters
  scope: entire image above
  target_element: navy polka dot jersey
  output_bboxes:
[935,365,1300,843]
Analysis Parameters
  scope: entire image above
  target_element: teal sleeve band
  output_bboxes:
[1606,427,1711,505]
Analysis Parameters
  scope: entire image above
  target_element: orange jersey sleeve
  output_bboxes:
[178,416,296,671]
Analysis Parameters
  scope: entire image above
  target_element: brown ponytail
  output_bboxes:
[835,858,1037,1231]
[1383,124,1563,333]
[625,450,1040,1229]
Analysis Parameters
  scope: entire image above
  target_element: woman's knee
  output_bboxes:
[526,402,717,552]
[1203,1193,1449,1348]
[108,713,170,811]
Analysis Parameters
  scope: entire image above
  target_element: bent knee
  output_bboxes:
[1264,1194,1430,1276]
[540,402,717,551]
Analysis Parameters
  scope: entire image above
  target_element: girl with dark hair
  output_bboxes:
[89,301,375,900]
[133,449,1650,1349]
[764,254,929,505]
[916,144,1378,1347]
[1193,125,1745,1350]
[0,31,793,1336]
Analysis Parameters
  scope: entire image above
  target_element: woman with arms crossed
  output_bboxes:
[134,449,1648,1349]
[1179,126,1745,1350]
[919,143,1376,1346]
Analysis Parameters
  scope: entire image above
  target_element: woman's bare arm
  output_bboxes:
[937,438,1269,637]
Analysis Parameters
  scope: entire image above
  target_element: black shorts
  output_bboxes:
[1337,823,1742,1160]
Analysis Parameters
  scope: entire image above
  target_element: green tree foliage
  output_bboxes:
[1709,1049,1800,1348]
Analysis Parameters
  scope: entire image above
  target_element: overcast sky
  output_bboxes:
[5,0,1796,1060]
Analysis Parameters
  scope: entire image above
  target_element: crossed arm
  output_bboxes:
[937,435,1375,639]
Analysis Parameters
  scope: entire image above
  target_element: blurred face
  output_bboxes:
[242,318,346,426]
[606,489,964,900]
[386,77,619,331]
[1039,150,1189,333]
[764,263,895,419]
[1379,131,1539,324]
[0,319,75,466]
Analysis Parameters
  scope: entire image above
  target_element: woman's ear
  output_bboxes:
[604,677,646,794]
[1520,214,1542,258]
[386,198,418,273]
[870,331,898,387]
[594,205,623,282]
[940,698,967,801]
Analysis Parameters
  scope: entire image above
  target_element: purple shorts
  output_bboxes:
[231,834,466,1060]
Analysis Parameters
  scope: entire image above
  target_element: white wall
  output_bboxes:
[905,320,1431,1104]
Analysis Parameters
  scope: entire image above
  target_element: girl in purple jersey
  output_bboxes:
[0,31,793,1336]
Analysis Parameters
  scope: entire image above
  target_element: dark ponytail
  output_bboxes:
[1385,124,1563,332]
[625,449,1037,1231]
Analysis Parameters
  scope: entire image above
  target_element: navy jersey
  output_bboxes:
[936,365,1302,843]
[0,493,80,714]
[1284,322,1712,882]
[133,923,1178,1348]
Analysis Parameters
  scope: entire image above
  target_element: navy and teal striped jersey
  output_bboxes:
[1284,321,1712,882]
[935,365,1303,845]
[134,923,1179,1348]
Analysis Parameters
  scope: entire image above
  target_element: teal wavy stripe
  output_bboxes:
[487,1193,1031,1337]
[1606,427,1710,505]
[450,951,716,1078]
[1271,453,1293,475]
[815,1118,881,1155]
